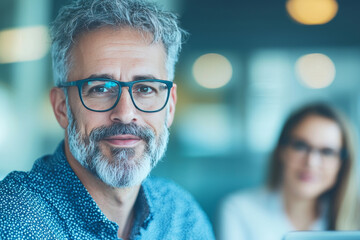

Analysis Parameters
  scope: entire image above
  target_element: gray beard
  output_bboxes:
[66,104,169,188]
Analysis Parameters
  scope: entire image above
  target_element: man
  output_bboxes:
[0,0,215,239]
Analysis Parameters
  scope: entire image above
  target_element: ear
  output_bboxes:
[166,83,177,127]
[50,87,68,129]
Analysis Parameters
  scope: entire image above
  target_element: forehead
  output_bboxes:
[291,115,343,147]
[67,26,167,81]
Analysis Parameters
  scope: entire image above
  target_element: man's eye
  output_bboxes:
[85,85,117,97]
[140,86,152,93]
[84,81,118,95]
[90,86,109,93]
[135,85,156,94]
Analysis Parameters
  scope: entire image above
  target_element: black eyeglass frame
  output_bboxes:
[58,78,173,113]
[285,138,347,160]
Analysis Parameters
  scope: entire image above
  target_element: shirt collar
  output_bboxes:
[36,142,117,233]
[32,140,154,237]
[131,179,154,236]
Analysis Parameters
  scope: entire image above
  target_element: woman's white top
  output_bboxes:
[218,188,327,240]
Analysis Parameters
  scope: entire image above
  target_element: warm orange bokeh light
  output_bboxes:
[286,0,338,25]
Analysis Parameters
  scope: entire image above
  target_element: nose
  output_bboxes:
[109,88,137,124]
[305,150,322,168]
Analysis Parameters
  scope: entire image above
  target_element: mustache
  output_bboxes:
[88,122,154,143]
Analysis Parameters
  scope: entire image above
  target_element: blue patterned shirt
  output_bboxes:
[0,141,215,239]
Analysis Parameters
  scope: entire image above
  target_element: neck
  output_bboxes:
[64,141,140,239]
[282,185,319,230]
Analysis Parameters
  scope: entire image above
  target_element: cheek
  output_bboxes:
[144,111,167,134]
[281,155,299,185]
[282,150,297,177]
[283,159,301,184]
[71,107,111,136]
[323,162,341,187]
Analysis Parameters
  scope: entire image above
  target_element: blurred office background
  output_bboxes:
[1,0,360,235]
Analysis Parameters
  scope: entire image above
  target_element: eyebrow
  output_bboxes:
[86,74,160,81]
[290,137,340,149]
[134,75,159,81]
[88,74,114,79]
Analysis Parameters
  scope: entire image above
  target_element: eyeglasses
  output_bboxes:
[58,78,173,113]
[287,138,344,162]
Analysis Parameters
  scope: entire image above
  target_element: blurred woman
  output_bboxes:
[219,103,359,240]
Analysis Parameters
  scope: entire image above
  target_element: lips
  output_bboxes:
[298,171,317,182]
[103,134,142,147]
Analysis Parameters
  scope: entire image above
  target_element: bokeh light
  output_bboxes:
[286,0,338,25]
[192,53,233,89]
[295,53,336,89]
[0,26,50,63]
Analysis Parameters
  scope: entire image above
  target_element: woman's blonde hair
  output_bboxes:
[267,103,359,230]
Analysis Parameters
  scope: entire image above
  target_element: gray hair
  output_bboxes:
[50,0,186,85]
